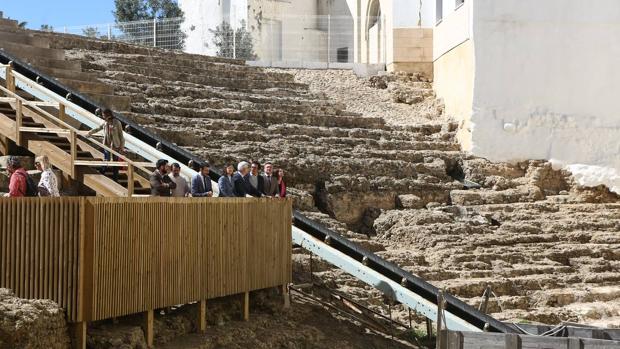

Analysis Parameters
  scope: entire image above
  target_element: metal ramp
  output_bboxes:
[0,49,516,334]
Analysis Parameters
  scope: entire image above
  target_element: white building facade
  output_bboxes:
[434,0,620,192]
[180,0,354,65]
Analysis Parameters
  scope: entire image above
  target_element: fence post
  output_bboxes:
[270,19,274,64]
[232,23,236,59]
[153,18,157,47]
[327,14,331,67]
[107,24,112,40]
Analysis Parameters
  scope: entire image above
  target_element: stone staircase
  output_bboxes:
[0,17,131,111]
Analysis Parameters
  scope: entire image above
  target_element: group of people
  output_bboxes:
[3,155,59,198]
[149,159,287,198]
[2,107,288,199]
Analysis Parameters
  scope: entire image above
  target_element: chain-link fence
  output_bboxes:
[58,14,385,68]
[58,17,186,50]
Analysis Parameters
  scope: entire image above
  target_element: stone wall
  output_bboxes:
[0,288,70,349]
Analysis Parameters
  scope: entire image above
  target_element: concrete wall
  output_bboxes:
[388,27,433,77]
[248,0,353,63]
[350,0,435,73]
[433,0,473,146]
[469,0,620,192]
[433,39,474,149]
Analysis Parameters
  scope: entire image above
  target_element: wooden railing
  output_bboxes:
[0,197,292,347]
[438,330,620,349]
[1,62,153,196]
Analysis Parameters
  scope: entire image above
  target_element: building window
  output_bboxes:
[337,48,349,63]
[455,0,464,9]
[436,0,443,24]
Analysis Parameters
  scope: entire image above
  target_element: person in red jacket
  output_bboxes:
[275,168,287,198]
[4,156,28,197]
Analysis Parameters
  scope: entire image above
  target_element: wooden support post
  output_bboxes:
[282,284,290,309]
[436,290,445,349]
[243,292,250,321]
[127,164,134,197]
[447,331,463,349]
[6,62,15,92]
[0,135,8,156]
[15,99,22,146]
[70,129,77,179]
[143,310,154,348]
[59,103,66,122]
[199,300,207,333]
[505,333,521,349]
[70,322,87,349]
[426,318,433,340]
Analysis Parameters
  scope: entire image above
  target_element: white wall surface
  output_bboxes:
[392,0,435,28]
[433,0,471,60]
[470,0,620,192]
[180,0,248,55]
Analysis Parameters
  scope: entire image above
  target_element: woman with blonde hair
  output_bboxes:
[34,155,60,197]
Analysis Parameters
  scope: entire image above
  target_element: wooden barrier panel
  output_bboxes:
[0,197,292,323]
[0,198,82,321]
[441,330,620,349]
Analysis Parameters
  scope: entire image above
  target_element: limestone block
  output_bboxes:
[397,194,425,209]
[0,288,71,349]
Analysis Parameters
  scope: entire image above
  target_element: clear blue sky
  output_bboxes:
[1,1,116,29]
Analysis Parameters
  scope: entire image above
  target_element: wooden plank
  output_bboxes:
[282,284,290,309]
[447,331,463,349]
[243,291,250,321]
[15,99,22,146]
[70,321,87,349]
[568,338,583,349]
[505,334,521,349]
[143,310,154,348]
[18,127,71,134]
[199,299,207,333]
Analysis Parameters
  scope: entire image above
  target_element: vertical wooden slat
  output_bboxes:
[69,130,77,179]
[15,99,22,146]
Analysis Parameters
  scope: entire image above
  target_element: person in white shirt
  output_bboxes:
[34,155,60,197]
[169,163,190,197]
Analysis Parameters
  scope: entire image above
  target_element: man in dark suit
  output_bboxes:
[150,159,176,196]
[249,161,265,197]
[262,162,279,196]
[191,162,214,197]
[232,161,263,197]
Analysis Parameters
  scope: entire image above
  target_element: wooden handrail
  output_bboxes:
[0,76,154,180]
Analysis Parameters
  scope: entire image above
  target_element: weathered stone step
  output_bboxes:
[131,97,347,117]
[59,78,115,95]
[0,40,64,60]
[0,30,50,48]
[23,56,81,71]
[41,66,102,82]
[127,105,384,129]
[98,68,308,92]
[98,59,295,83]
[108,80,339,110]
[87,93,132,111]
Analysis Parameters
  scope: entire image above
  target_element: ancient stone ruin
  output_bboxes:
[0,20,618,347]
